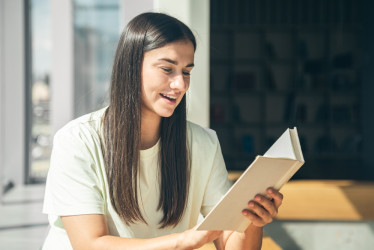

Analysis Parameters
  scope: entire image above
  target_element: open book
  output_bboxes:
[196,127,305,233]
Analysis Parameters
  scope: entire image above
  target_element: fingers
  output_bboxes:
[241,188,284,227]
[246,200,273,225]
[266,188,283,209]
[253,194,278,218]
[241,209,266,227]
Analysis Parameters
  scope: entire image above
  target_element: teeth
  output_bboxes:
[161,93,177,100]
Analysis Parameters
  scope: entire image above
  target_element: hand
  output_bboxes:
[241,187,283,228]
[178,225,223,249]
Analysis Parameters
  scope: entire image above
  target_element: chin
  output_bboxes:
[159,112,174,118]
[157,108,176,118]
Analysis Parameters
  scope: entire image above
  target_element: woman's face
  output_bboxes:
[141,40,195,119]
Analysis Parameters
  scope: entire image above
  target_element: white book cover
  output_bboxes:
[196,127,305,232]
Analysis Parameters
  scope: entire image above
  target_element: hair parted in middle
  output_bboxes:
[101,12,196,228]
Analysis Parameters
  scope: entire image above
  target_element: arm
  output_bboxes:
[213,188,283,250]
[61,214,223,250]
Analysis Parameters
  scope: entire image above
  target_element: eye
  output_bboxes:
[183,71,191,76]
[161,67,172,73]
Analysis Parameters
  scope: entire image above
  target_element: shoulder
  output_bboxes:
[187,121,219,144]
[187,121,220,153]
[54,107,107,147]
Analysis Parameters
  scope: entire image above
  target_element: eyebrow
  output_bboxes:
[158,58,194,68]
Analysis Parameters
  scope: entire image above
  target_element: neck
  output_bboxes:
[141,112,161,150]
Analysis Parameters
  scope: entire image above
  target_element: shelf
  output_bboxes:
[264,59,296,65]
[210,122,232,129]
[231,91,264,96]
[233,122,265,128]
[211,24,364,33]
[211,121,346,129]
[210,0,364,179]
[306,153,362,161]
[210,59,231,65]
[264,122,324,128]
[223,152,258,161]
[212,89,359,97]
[329,123,361,129]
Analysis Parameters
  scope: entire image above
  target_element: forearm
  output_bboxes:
[223,224,263,250]
[63,214,222,250]
[91,233,184,250]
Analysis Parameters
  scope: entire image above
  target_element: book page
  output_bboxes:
[264,128,296,159]
[290,127,304,162]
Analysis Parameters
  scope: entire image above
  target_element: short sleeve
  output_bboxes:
[43,127,105,216]
[200,136,231,217]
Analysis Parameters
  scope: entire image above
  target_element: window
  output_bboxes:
[26,0,121,182]
[73,0,120,116]
[27,0,52,182]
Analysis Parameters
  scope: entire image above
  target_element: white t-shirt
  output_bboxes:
[42,108,231,249]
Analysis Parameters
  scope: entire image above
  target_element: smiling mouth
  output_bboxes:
[160,93,177,102]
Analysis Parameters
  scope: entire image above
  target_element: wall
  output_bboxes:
[121,0,154,28]
[50,0,74,136]
[0,0,4,194]
[155,0,211,128]
[0,0,26,187]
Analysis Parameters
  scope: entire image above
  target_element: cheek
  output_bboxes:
[144,71,169,89]
[142,75,158,94]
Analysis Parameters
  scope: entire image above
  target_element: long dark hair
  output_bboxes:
[102,12,196,228]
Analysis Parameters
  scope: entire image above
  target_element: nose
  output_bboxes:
[170,74,188,92]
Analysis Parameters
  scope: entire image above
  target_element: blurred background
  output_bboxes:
[1,0,374,249]
[209,0,374,181]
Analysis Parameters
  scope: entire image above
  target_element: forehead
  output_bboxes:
[144,40,195,63]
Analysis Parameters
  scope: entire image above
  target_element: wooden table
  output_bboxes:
[229,172,374,221]
[277,179,374,220]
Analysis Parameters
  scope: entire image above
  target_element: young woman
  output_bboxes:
[42,12,283,250]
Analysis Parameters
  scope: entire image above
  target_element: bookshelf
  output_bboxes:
[210,0,363,179]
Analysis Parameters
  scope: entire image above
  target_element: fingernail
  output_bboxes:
[242,210,248,215]
[255,196,261,201]
[268,188,273,194]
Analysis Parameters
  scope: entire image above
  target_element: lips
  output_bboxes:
[160,93,178,102]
